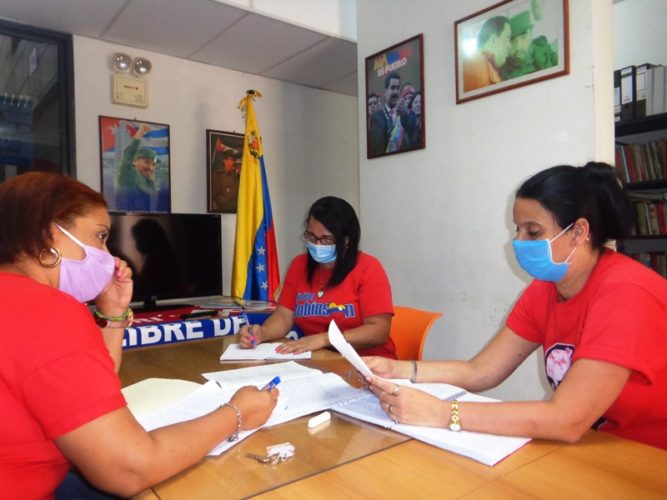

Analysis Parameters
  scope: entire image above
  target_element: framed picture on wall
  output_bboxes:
[99,116,171,212]
[455,0,569,104]
[365,34,425,159]
[206,129,243,214]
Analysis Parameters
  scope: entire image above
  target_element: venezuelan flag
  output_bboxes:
[231,91,280,300]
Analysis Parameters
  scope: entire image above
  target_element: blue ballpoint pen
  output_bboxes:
[261,376,281,391]
[241,313,256,346]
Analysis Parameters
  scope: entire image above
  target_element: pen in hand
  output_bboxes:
[261,376,281,391]
[242,313,256,347]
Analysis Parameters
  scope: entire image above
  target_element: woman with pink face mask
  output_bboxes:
[0,172,278,499]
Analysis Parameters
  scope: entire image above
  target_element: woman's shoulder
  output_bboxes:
[285,253,309,275]
[354,252,389,276]
[3,273,82,307]
[289,253,309,267]
[356,251,385,267]
[592,250,667,297]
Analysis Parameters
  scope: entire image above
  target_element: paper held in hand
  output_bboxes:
[326,319,531,466]
[327,320,410,385]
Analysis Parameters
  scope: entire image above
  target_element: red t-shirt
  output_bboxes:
[0,273,126,499]
[506,250,667,449]
[278,252,396,358]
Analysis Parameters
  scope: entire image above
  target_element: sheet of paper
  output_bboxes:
[135,380,290,456]
[220,343,311,361]
[332,385,530,466]
[202,361,322,387]
[268,372,363,425]
[327,320,373,376]
[122,378,202,418]
[327,320,411,386]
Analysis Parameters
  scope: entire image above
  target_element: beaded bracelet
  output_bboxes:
[223,402,243,442]
[94,308,133,321]
[93,308,134,329]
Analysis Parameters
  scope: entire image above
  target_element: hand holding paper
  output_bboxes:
[327,320,410,384]
[327,320,374,377]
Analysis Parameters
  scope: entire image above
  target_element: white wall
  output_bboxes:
[356,0,614,401]
[73,36,359,295]
[614,0,667,67]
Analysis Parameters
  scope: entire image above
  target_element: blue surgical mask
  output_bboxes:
[512,223,576,282]
[306,241,337,264]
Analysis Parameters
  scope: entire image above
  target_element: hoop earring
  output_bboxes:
[38,247,62,268]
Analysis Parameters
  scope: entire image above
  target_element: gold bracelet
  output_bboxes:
[223,402,243,442]
[410,360,418,383]
[449,400,461,432]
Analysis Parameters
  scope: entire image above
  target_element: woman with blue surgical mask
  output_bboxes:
[0,172,278,498]
[364,162,667,451]
[239,196,396,358]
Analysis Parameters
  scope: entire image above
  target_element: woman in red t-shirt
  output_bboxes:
[364,162,667,450]
[240,196,396,358]
[0,172,278,498]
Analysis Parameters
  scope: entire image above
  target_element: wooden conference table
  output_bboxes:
[120,338,667,499]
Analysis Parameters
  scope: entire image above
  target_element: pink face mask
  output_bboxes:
[56,224,115,303]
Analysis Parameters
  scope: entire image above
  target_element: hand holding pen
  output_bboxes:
[261,376,281,391]
[238,313,260,349]
[229,378,280,429]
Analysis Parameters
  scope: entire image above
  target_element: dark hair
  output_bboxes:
[478,16,510,47]
[305,196,360,287]
[515,162,633,250]
[384,71,401,89]
[0,172,107,264]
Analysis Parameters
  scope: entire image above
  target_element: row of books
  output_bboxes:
[631,199,667,236]
[615,63,667,122]
[614,140,667,183]
[629,252,667,279]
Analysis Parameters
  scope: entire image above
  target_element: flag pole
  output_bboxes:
[231,89,280,301]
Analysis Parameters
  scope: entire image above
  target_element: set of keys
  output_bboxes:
[246,442,295,465]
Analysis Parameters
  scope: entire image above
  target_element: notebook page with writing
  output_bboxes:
[333,385,531,466]
[202,361,321,387]
[134,380,288,456]
[269,373,363,425]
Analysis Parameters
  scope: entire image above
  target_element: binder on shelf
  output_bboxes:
[614,69,622,122]
[635,63,655,119]
[620,65,636,122]
[654,66,667,116]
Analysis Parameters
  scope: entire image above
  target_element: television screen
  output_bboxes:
[107,212,222,311]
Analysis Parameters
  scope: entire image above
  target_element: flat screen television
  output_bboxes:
[107,212,222,311]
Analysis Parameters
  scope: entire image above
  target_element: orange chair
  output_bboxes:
[390,306,443,360]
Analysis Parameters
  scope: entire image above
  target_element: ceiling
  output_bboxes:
[0,0,358,96]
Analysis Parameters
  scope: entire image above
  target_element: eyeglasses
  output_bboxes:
[303,231,336,246]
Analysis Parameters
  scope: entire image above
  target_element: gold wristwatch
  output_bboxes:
[449,400,461,432]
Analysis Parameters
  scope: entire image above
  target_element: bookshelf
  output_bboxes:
[615,112,667,278]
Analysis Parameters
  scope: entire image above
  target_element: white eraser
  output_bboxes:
[308,411,331,428]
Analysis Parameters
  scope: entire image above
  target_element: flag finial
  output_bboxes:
[238,90,262,114]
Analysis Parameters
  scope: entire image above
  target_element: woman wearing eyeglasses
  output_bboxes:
[239,196,396,358]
